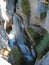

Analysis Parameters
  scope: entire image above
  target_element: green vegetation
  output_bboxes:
[27,27,40,39]
[36,33,49,58]
[20,0,31,15]
[27,27,41,45]
[11,46,21,65]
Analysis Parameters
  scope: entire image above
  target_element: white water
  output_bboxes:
[0,0,9,21]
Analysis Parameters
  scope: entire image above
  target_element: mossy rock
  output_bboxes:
[36,33,49,58]
[11,46,21,65]
[27,27,40,39]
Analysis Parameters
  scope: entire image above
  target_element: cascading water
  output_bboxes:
[8,14,36,65]
[0,0,36,64]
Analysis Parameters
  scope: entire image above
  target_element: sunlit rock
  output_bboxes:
[29,0,39,18]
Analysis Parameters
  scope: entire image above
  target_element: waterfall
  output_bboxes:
[8,14,36,65]
[11,14,36,64]
[0,0,36,64]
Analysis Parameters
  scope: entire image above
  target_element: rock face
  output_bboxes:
[29,0,39,18]
[0,21,9,49]
[35,52,49,65]
[28,0,42,26]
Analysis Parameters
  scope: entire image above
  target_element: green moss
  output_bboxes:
[27,27,40,39]
[27,27,41,45]
[11,46,21,65]
[20,0,31,15]
[36,33,49,58]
